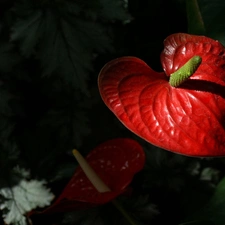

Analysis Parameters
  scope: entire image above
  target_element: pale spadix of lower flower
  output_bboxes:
[72,149,111,193]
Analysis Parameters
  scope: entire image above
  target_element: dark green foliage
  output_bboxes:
[0,42,21,73]
[198,0,225,45]
[10,0,131,92]
[0,0,130,190]
[182,176,225,225]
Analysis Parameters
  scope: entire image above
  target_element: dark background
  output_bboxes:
[0,0,225,225]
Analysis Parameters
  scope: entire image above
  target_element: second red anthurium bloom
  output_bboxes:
[35,138,145,213]
[98,33,225,157]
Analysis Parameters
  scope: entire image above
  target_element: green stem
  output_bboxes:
[169,55,202,87]
[112,199,138,225]
[186,0,206,35]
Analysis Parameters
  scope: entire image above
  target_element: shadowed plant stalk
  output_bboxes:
[186,0,206,34]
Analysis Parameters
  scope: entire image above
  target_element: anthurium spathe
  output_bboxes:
[98,33,225,157]
[40,138,145,213]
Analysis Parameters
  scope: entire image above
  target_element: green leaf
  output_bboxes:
[0,42,21,72]
[63,1,82,15]
[0,88,14,116]
[198,0,225,45]
[183,176,225,225]
[11,0,131,93]
[186,0,225,45]
[11,10,44,57]
[179,220,214,225]
[98,0,132,22]
[203,177,225,223]
[186,0,206,35]
[37,10,113,92]
[37,89,91,149]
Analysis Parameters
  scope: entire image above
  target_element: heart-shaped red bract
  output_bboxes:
[42,138,145,213]
[98,33,225,157]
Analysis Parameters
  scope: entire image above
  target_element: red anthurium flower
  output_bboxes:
[98,33,225,157]
[41,138,145,213]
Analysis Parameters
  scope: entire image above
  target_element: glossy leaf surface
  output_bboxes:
[42,138,145,213]
[98,33,225,157]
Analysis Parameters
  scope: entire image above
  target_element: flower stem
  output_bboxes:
[112,199,138,225]
[186,0,206,35]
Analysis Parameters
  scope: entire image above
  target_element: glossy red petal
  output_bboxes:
[43,138,145,213]
[161,33,225,82]
[98,35,225,156]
